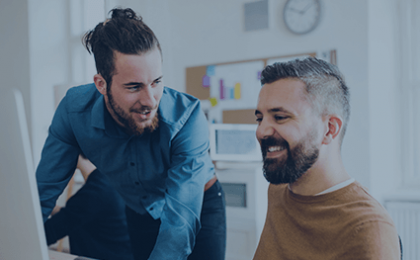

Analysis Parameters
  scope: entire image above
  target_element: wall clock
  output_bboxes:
[283,0,322,35]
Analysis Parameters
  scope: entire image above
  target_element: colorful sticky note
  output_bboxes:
[202,75,210,88]
[257,71,262,80]
[206,65,215,76]
[219,79,225,100]
[234,83,241,99]
[210,97,218,107]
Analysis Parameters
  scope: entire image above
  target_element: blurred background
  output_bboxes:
[1,0,419,259]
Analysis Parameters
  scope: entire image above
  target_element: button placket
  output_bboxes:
[130,139,141,186]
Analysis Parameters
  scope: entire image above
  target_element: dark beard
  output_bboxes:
[107,89,159,136]
[260,136,319,184]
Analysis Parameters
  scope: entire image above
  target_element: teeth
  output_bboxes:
[268,146,284,152]
[139,111,150,114]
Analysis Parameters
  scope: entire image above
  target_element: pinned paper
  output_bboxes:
[234,83,241,99]
[257,71,262,80]
[210,97,218,107]
[206,65,215,76]
[219,79,225,100]
[202,75,210,88]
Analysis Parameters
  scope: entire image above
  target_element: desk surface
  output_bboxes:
[49,250,77,260]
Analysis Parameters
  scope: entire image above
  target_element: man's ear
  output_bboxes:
[94,74,107,95]
[322,115,343,145]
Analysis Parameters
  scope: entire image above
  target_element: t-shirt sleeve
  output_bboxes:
[339,220,401,260]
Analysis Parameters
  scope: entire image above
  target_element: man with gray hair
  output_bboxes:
[253,57,400,259]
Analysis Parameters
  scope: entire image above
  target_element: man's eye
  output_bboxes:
[154,80,162,85]
[256,117,262,123]
[129,87,139,91]
[275,116,288,121]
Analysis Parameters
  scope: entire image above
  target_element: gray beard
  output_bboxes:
[262,138,319,184]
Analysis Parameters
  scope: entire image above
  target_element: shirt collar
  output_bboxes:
[90,94,130,138]
[91,94,106,130]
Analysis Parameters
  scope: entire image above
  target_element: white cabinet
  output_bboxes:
[216,162,269,260]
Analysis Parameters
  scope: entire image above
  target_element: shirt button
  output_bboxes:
[150,207,154,211]
[130,162,135,166]
[135,181,140,185]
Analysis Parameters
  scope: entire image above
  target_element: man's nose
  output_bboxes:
[139,85,157,108]
[256,119,275,140]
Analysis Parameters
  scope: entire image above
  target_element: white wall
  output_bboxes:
[0,0,32,147]
[28,0,71,165]
[367,0,401,202]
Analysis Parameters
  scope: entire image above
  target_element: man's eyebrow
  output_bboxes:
[153,75,163,82]
[255,107,291,115]
[268,107,290,113]
[123,82,144,87]
[122,76,163,87]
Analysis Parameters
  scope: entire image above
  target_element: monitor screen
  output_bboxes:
[210,124,262,161]
[0,89,49,260]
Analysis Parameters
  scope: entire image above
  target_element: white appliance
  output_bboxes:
[209,124,268,260]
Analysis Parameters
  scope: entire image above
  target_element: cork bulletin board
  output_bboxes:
[186,50,336,124]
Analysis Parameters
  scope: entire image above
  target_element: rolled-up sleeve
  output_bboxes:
[148,104,214,260]
[36,96,80,222]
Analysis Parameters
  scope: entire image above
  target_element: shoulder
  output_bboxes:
[61,83,102,113]
[344,211,400,259]
[344,182,394,222]
[158,87,203,131]
[333,182,398,240]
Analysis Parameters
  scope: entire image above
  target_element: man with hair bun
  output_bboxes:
[36,8,225,260]
[253,57,400,259]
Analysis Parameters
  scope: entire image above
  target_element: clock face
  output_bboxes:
[283,0,321,35]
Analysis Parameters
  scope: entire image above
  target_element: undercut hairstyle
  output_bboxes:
[83,8,161,88]
[260,57,350,144]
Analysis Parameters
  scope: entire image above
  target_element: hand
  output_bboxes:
[51,205,62,216]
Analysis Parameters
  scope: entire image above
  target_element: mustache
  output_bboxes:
[130,105,158,113]
[260,137,288,157]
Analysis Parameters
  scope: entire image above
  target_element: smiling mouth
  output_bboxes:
[132,108,154,115]
[138,110,151,115]
[132,109,155,122]
[268,146,285,153]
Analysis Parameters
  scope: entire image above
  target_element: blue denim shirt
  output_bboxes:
[36,84,215,260]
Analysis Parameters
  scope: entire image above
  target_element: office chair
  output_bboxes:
[399,235,403,260]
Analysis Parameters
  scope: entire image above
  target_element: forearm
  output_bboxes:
[148,199,200,260]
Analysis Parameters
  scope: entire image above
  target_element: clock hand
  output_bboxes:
[301,3,314,14]
[287,7,303,14]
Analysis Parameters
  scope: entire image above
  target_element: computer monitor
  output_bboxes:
[0,88,49,260]
[209,123,262,162]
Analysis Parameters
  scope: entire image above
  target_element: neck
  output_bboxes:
[289,151,350,196]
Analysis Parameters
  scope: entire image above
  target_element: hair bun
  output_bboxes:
[110,8,141,21]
